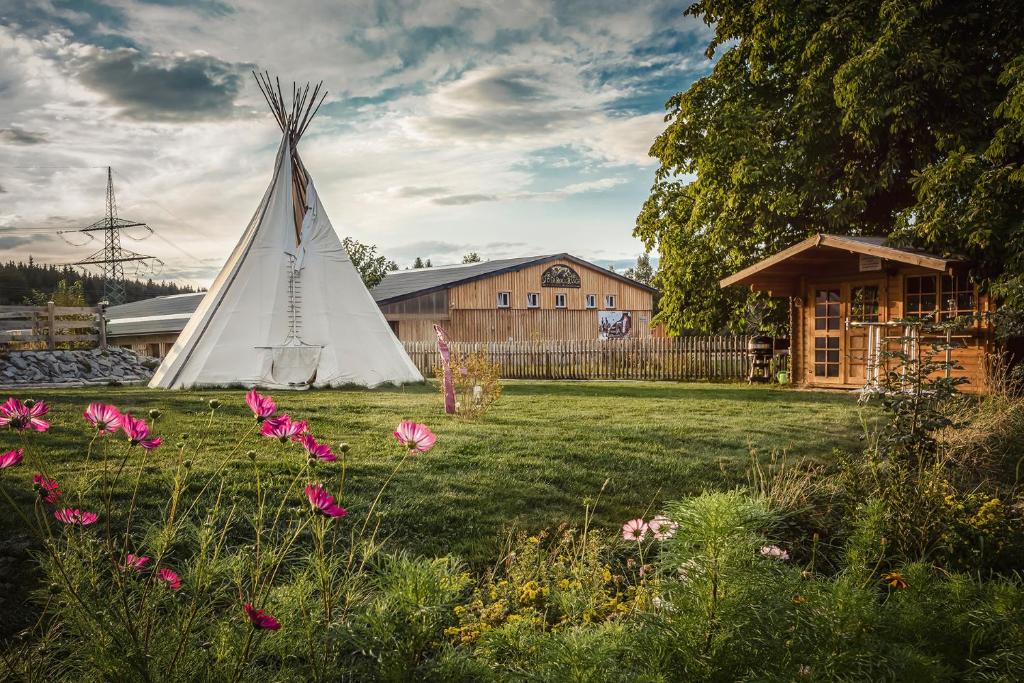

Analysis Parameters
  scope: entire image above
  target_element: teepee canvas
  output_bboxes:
[150,74,422,389]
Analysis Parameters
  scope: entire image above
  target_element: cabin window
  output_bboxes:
[604,294,616,309]
[585,294,597,309]
[527,292,540,308]
[814,289,841,330]
[941,273,974,320]
[814,337,840,377]
[555,293,567,308]
[496,291,510,308]
[851,285,880,322]
[905,275,938,319]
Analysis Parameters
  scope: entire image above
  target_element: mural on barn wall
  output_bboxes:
[598,311,632,340]
[541,264,581,288]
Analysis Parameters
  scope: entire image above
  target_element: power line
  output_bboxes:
[59,167,162,305]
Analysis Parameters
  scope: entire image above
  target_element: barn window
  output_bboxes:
[496,291,510,308]
[555,293,567,308]
[604,294,616,309]
[905,275,938,319]
[585,294,597,309]
[851,285,880,322]
[941,273,974,320]
[527,292,540,308]
[814,337,840,377]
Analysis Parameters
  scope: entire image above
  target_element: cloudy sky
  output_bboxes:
[0,0,713,287]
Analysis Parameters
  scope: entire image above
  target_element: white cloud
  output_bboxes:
[0,1,712,286]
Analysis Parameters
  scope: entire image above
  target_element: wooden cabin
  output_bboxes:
[107,254,657,353]
[720,234,995,393]
[373,254,657,342]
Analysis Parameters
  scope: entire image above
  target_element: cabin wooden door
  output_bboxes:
[810,286,843,384]
[845,281,884,385]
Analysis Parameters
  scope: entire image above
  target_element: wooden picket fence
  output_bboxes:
[403,336,761,381]
[0,303,108,350]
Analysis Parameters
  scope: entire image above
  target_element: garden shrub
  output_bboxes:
[434,351,502,419]
[2,380,1024,681]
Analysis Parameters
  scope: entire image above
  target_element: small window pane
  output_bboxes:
[907,278,920,294]
[826,364,839,377]
[920,277,936,294]
[827,350,839,363]
[827,338,839,349]
[815,363,826,377]
[815,350,826,362]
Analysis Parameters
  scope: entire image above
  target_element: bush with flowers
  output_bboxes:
[1,382,1024,681]
[434,350,502,419]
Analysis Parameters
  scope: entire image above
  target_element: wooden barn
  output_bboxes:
[106,254,657,354]
[374,254,657,342]
[720,234,996,393]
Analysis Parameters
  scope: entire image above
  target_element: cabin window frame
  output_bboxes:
[851,285,881,322]
[585,294,597,309]
[554,293,567,309]
[496,291,511,308]
[526,292,540,308]
[604,294,616,309]
[904,273,975,321]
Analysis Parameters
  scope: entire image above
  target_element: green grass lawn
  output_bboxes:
[0,381,867,636]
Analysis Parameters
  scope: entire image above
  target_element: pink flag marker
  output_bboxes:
[433,324,456,414]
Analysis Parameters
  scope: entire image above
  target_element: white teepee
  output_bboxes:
[149,74,422,389]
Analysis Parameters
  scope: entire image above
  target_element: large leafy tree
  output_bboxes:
[342,237,393,289]
[636,0,1024,334]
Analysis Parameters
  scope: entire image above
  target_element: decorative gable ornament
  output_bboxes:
[541,264,581,288]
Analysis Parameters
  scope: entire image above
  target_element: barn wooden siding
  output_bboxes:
[403,336,756,381]
[384,258,656,342]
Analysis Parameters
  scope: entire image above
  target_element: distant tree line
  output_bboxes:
[0,259,197,306]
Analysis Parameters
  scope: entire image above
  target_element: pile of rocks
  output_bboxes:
[0,347,160,388]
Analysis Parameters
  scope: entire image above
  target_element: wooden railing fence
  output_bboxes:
[404,336,762,381]
[0,303,107,350]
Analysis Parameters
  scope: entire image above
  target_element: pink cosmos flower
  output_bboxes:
[305,483,347,518]
[54,508,98,526]
[0,448,23,470]
[120,413,162,450]
[296,433,336,462]
[32,474,61,503]
[648,515,678,541]
[244,602,281,630]
[392,421,436,454]
[245,390,277,422]
[157,568,182,590]
[622,518,649,542]
[84,402,122,434]
[260,414,307,441]
[760,545,790,561]
[123,554,150,571]
[0,398,49,432]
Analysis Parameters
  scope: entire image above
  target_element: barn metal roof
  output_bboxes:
[106,254,657,337]
[372,253,658,305]
[105,292,205,337]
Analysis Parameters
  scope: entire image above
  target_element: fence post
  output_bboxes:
[98,302,108,350]
[46,301,56,350]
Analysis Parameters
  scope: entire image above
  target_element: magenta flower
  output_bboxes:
[157,568,182,590]
[121,413,162,450]
[0,398,49,432]
[760,545,790,561]
[305,483,347,518]
[245,389,277,422]
[0,448,23,470]
[261,414,307,441]
[84,402,122,434]
[649,515,678,541]
[296,433,337,462]
[123,554,150,571]
[32,474,61,503]
[244,602,281,630]
[392,421,436,454]
[621,518,649,542]
[54,508,98,526]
